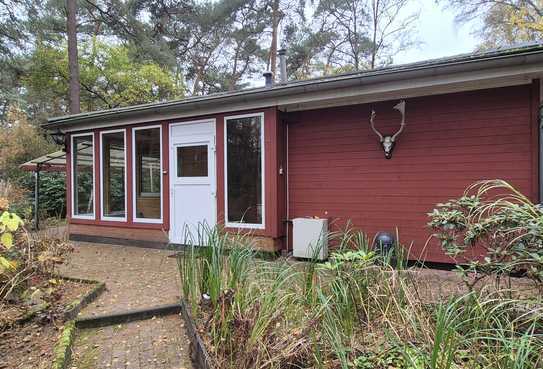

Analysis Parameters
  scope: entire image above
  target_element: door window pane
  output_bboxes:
[102,131,125,219]
[134,128,162,220]
[177,145,208,177]
[226,114,263,225]
[72,135,94,217]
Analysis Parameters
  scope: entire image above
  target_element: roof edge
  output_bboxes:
[44,43,543,129]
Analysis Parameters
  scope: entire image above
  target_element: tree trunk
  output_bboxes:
[269,0,280,81]
[370,0,379,69]
[67,0,80,114]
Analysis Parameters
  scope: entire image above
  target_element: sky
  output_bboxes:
[393,0,481,64]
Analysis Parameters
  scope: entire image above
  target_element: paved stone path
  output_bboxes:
[59,242,193,369]
[71,316,192,369]
[59,242,182,317]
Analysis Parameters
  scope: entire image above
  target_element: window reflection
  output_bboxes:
[73,135,94,217]
[134,128,161,220]
[226,115,263,225]
[102,131,125,219]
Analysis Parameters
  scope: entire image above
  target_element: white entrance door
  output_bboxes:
[169,120,216,245]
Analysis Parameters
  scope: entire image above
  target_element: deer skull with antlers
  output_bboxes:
[369,100,406,159]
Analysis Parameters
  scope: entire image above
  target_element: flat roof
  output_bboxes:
[20,150,66,172]
[44,42,543,130]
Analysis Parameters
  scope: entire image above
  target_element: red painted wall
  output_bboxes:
[287,84,540,263]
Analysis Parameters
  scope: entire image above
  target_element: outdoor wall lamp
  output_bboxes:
[369,100,406,159]
[50,129,67,151]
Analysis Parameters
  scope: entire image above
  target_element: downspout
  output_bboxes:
[540,104,543,203]
[286,122,290,254]
[540,81,543,203]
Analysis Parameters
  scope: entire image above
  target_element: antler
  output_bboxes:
[391,100,406,142]
[369,109,383,142]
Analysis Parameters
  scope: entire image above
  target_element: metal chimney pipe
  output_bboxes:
[278,49,287,84]
[263,71,273,87]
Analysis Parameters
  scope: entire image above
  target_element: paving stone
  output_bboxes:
[63,242,193,369]
[59,242,181,316]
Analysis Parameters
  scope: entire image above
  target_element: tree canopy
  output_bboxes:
[442,0,543,48]
[0,0,542,126]
[24,40,184,119]
[1,0,425,124]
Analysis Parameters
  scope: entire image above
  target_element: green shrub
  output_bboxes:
[428,180,543,286]
[38,172,66,218]
[1,206,72,302]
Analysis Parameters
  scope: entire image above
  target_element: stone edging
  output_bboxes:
[50,276,106,369]
[62,279,106,321]
[15,276,105,326]
[75,303,182,329]
[179,299,215,369]
[51,320,77,369]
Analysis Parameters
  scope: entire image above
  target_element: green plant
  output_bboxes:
[302,236,325,305]
[177,243,199,312]
[316,288,350,369]
[0,210,24,273]
[428,180,543,287]
[177,224,543,369]
[428,296,465,369]
[353,345,424,369]
[1,206,72,304]
[38,173,66,218]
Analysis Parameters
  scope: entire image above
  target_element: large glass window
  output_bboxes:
[72,134,94,218]
[225,114,264,226]
[134,127,162,221]
[101,131,126,220]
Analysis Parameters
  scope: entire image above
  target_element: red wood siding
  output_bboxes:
[287,84,540,263]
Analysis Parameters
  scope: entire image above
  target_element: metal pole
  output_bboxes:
[539,105,542,203]
[35,164,40,230]
[538,78,543,204]
[539,81,543,204]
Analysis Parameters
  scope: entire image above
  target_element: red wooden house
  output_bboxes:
[43,44,543,263]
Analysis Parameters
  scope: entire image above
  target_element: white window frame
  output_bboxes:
[100,129,127,222]
[71,132,96,220]
[132,125,163,224]
[224,112,265,229]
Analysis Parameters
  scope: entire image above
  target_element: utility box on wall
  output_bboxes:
[292,218,328,260]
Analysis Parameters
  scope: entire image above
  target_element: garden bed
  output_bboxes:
[0,276,101,369]
[177,228,543,369]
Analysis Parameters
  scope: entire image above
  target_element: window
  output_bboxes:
[101,130,126,220]
[72,134,95,218]
[225,113,264,227]
[133,127,162,221]
[177,145,208,177]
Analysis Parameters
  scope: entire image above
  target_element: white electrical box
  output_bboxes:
[292,218,328,260]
